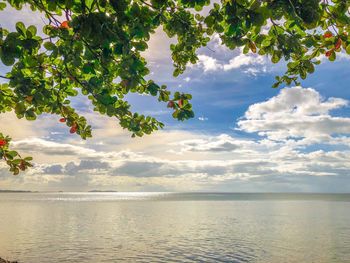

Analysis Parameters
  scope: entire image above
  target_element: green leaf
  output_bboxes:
[346,45,350,55]
[44,42,56,50]
[305,61,315,73]
[0,2,6,10]
[85,0,94,9]
[271,51,282,63]
[15,22,26,35]
[0,54,15,66]
[147,83,159,96]
[27,25,37,37]
[7,151,18,158]
[261,38,271,47]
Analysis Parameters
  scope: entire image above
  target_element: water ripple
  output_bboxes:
[1,193,350,262]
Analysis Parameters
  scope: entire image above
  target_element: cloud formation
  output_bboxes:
[237,86,350,142]
[193,38,269,75]
[1,87,350,192]
[196,52,267,74]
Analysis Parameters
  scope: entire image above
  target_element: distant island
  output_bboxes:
[0,190,32,193]
[0,190,118,193]
[88,190,118,192]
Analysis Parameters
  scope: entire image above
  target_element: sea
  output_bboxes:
[0,192,350,263]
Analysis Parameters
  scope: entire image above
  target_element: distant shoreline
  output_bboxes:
[0,190,119,193]
[0,190,32,193]
[1,190,350,194]
[88,190,118,192]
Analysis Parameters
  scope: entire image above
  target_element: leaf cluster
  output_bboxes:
[1,0,350,174]
[0,133,32,175]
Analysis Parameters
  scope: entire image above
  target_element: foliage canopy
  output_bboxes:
[1,0,349,174]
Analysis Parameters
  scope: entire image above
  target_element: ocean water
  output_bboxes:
[0,192,350,263]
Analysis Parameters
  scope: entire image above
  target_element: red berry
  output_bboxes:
[325,50,333,57]
[60,21,70,29]
[70,123,78,134]
[70,127,77,134]
[0,139,7,147]
[167,101,175,108]
[335,38,342,49]
[19,161,26,171]
[59,118,66,123]
[178,99,184,108]
[25,96,33,103]
[323,31,333,38]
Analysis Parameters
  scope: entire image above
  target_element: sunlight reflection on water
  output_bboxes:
[0,193,350,263]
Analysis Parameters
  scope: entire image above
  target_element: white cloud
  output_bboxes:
[197,55,222,72]
[223,53,266,71]
[198,116,208,121]
[172,134,255,153]
[237,86,350,142]
[209,33,227,52]
[13,138,98,157]
[195,49,269,75]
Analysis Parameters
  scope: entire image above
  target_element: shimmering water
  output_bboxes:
[1,192,350,263]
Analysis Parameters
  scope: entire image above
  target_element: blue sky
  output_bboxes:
[1,6,350,192]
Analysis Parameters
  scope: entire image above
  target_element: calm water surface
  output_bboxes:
[0,192,350,263]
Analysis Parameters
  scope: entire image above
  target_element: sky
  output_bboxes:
[1,6,350,192]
